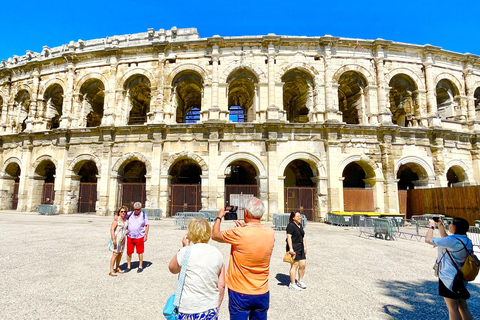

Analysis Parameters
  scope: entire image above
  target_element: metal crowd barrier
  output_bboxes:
[198,209,219,222]
[468,226,480,251]
[174,212,207,229]
[273,213,307,231]
[37,204,58,215]
[327,212,353,226]
[359,217,398,240]
[142,208,162,220]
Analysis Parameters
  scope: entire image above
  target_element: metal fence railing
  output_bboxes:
[359,217,398,240]
[173,212,207,230]
[273,213,307,231]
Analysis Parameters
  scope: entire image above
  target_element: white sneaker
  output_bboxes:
[296,280,306,289]
[289,283,302,291]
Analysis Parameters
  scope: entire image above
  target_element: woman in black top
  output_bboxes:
[286,211,307,290]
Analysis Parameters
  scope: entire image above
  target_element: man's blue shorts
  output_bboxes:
[228,289,270,320]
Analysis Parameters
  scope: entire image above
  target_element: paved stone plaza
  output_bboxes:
[1,212,479,319]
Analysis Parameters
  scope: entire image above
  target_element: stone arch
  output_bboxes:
[68,153,102,174]
[339,155,383,181]
[434,73,463,94]
[336,69,369,124]
[29,155,58,177]
[277,62,319,83]
[117,68,156,89]
[11,83,33,98]
[332,64,374,85]
[394,156,434,181]
[445,160,472,185]
[75,72,109,94]
[162,151,208,175]
[219,153,266,178]
[122,73,152,125]
[281,68,315,123]
[171,70,204,123]
[279,152,326,179]
[2,157,22,175]
[38,78,67,97]
[111,152,152,175]
[388,72,420,127]
[386,68,425,91]
[166,64,208,85]
[220,63,266,83]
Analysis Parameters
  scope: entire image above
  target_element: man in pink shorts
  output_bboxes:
[126,202,150,273]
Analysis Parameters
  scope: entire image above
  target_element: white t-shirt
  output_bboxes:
[176,243,224,314]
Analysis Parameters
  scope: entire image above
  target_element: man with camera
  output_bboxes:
[212,197,275,320]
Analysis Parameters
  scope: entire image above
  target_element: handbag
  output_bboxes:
[283,251,296,264]
[456,239,480,281]
[163,245,192,320]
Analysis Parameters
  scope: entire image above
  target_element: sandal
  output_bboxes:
[116,268,125,274]
[109,271,117,277]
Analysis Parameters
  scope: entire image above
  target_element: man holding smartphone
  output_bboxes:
[211,197,274,320]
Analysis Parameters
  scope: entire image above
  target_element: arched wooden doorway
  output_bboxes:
[397,163,428,216]
[77,161,98,213]
[284,159,316,220]
[169,159,202,216]
[5,162,21,209]
[119,160,146,210]
[343,162,374,212]
[36,160,56,205]
[224,160,259,219]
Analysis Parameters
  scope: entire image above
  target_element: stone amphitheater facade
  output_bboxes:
[1,27,480,219]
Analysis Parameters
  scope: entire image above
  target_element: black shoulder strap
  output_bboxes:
[446,249,461,272]
[456,238,472,254]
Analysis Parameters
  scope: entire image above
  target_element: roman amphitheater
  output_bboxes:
[0,27,479,219]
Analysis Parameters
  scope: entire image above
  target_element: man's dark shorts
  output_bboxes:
[228,289,269,320]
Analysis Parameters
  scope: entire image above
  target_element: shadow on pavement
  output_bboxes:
[275,273,290,286]
[381,280,480,320]
[119,260,153,271]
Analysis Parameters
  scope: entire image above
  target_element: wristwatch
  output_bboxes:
[429,226,435,230]
[215,217,222,222]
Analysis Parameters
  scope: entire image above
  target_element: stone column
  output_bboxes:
[61,57,75,128]
[380,132,400,213]
[323,42,340,122]
[103,55,117,126]
[152,54,165,123]
[423,51,441,126]
[148,134,162,209]
[463,59,476,121]
[374,45,392,125]
[266,133,279,220]
[266,43,280,121]
[325,127,342,212]
[208,130,220,209]
[312,75,326,123]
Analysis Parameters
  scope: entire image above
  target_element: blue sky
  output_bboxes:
[1,0,479,61]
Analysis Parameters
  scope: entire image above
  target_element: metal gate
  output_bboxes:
[398,190,408,214]
[78,183,97,213]
[41,182,55,204]
[170,184,201,216]
[285,187,315,221]
[119,182,146,211]
[343,188,374,212]
[12,182,19,209]
[225,185,259,206]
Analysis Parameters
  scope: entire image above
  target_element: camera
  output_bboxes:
[432,217,440,222]
[224,205,238,220]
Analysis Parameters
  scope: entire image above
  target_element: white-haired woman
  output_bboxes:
[169,218,225,320]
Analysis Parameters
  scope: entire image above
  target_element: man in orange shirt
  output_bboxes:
[212,197,275,320]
